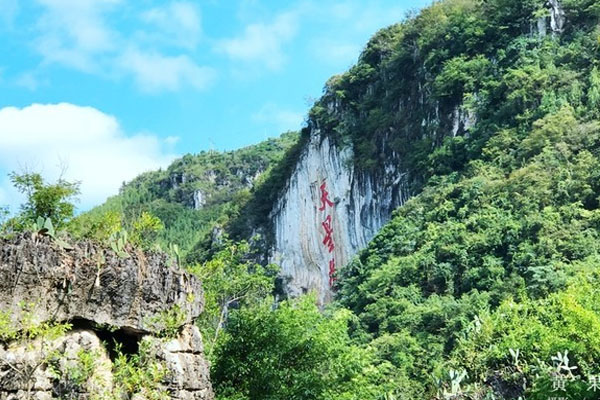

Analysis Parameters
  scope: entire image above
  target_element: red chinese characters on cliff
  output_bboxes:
[318,181,334,211]
[318,180,336,288]
[322,215,335,253]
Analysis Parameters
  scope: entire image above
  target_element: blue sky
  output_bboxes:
[0,0,431,211]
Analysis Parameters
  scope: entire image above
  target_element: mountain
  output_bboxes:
[61,0,600,398]
[254,0,600,304]
[72,132,299,261]
[89,0,600,307]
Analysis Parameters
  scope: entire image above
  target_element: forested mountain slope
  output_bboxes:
[225,0,600,303]
[66,0,600,398]
[71,132,298,260]
[213,0,600,399]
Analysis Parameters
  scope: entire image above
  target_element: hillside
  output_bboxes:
[223,0,600,305]
[70,132,299,261]
[27,0,600,399]
[211,0,600,399]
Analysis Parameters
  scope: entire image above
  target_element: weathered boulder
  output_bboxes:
[147,325,213,399]
[0,327,214,400]
[0,330,112,400]
[0,233,213,399]
[0,233,203,334]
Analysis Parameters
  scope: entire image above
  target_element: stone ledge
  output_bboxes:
[0,233,204,335]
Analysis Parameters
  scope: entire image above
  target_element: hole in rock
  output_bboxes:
[69,318,142,359]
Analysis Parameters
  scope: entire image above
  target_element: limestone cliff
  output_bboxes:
[265,0,570,304]
[269,133,410,304]
[0,233,213,400]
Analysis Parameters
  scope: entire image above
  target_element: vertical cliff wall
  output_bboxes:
[269,132,410,304]
[261,9,479,303]
[265,0,575,304]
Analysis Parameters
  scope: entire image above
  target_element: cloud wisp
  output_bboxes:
[216,11,300,71]
[31,0,213,92]
[252,103,305,133]
[118,48,216,92]
[0,103,177,211]
[140,1,202,50]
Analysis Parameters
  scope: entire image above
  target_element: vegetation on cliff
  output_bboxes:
[3,0,600,399]
[68,131,300,262]
[210,0,600,399]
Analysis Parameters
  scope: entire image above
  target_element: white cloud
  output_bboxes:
[252,103,304,132]
[0,103,177,211]
[118,48,216,92]
[141,1,202,49]
[32,0,212,92]
[34,0,120,72]
[164,136,180,146]
[217,12,299,70]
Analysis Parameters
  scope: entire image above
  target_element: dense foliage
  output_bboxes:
[211,0,600,399]
[69,132,299,259]
[188,239,278,357]
[4,0,600,399]
[212,296,388,400]
[337,105,600,398]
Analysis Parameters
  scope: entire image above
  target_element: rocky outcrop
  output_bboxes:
[533,0,566,36]
[0,330,113,400]
[0,233,213,399]
[148,325,212,400]
[194,190,206,210]
[549,0,566,33]
[269,133,410,304]
[0,233,202,335]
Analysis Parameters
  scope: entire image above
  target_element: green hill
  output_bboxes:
[64,0,600,398]
[212,0,600,399]
[69,131,299,260]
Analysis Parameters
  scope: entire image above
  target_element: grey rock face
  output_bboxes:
[0,233,203,334]
[0,330,113,399]
[193,190,206,210]
[537,16,548,36]
[269,132,410,304]
[549,0,566,33]
[0,328,214,400]
[0,234,213,399]
[147,326,213,400]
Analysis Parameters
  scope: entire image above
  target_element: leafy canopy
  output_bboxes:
[8,171,80,230]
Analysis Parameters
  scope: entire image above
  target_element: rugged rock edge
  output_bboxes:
[0,233,214,400]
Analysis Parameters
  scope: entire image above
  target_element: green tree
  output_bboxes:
[9,172,80,229]
[212,296,387,400]
[130,211,164,249]
[588,67,600,116]
[188,239,278,357]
